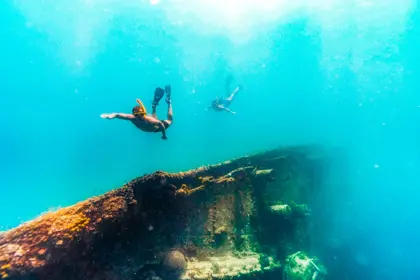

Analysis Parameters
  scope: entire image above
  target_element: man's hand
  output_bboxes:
[100,113,116,119]
[101,113,135,120]
[158,121,168,140]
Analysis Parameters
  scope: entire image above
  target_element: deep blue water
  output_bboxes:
[1,0,420,279]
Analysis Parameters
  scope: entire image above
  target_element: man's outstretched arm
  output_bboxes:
[158,121,167,140]
[100,113,135,120]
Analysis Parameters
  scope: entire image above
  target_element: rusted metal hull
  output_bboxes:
[0,146,333,280]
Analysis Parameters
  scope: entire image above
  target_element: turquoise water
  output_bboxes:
[1,0,419,278]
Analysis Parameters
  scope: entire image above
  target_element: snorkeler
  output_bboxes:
[100,85,173,140]
[207,76,241,114]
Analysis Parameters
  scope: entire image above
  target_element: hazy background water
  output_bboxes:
[1,0,419,278]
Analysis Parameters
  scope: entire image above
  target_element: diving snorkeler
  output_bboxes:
[100,85,173,140]
[207,76,241,114]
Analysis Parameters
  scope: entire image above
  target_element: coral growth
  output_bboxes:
[48,212,90,238]
[102,195,129,219]
[283,251,326,280]
[181,253,280,280]
[270,204,293,216]
[0,189,135,279]
[0,202,92,278]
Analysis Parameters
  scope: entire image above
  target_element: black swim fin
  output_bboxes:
[153,87,165,107]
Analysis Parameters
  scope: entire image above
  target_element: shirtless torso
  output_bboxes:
[131,115,163,133]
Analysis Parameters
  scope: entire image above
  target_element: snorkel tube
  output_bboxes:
[133,99,147,117]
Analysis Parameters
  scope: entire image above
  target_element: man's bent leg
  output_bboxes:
[152,105,158,119]
[160,103,173,131]
[166,103,173,125]
[226,86,240,102]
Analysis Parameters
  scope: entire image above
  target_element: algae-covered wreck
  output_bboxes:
[0,146,332,280]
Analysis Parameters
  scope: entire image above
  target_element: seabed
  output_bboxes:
[0,146,333,280]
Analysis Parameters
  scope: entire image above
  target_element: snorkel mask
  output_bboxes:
[133,99,147,117]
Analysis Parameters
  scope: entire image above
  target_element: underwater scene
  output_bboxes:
[1,0,420,279]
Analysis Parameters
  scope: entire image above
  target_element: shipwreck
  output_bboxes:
[0,146,337,280]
